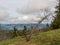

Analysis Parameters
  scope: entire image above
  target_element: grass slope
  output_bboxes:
[0,29,60,45]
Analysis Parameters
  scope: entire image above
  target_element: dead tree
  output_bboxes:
[23,8,55,42]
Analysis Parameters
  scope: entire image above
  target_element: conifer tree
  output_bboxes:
[51,1,60,29]
[13,26,18,37]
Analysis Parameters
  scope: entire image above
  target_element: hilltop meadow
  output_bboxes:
[0,29,60,45]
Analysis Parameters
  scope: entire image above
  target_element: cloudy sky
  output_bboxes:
[0,0,58,24]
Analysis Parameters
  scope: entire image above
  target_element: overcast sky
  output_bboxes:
[0,0,58,24]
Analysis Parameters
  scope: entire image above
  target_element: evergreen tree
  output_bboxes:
[51,1,60,29]
[23,26,30,41]
[0,24,2,30]
[23,26,27,35]
[13,26,18,37]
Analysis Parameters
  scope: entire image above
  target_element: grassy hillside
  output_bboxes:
[0,29,60,45]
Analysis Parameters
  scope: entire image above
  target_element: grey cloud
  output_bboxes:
[5,15,42,24]
[0,0,57,24]
[0,9,9,21]
[17,0,57,14]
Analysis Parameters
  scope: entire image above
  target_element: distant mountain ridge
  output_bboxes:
[0,24,47,30]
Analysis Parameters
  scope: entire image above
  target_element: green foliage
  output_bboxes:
[51,2,60,29]
[12,26,18,37]
[31,29,60,45]
[12,26,25,37]
[23,26,27,35]
[46,23,50,31]
[0,37,21,45]
[17,30,23,36]
[22,26,31,42]
[0,29,60,45]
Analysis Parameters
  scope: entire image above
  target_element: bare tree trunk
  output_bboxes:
[23,8,54,42]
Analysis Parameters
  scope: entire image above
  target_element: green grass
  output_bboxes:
[31,29,60,45]
[0,37,23,45]
[0,29,60,45]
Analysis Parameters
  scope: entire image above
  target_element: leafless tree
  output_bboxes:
[23,8,55,42]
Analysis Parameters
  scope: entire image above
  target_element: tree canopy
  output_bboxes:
[51,1,60,29]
